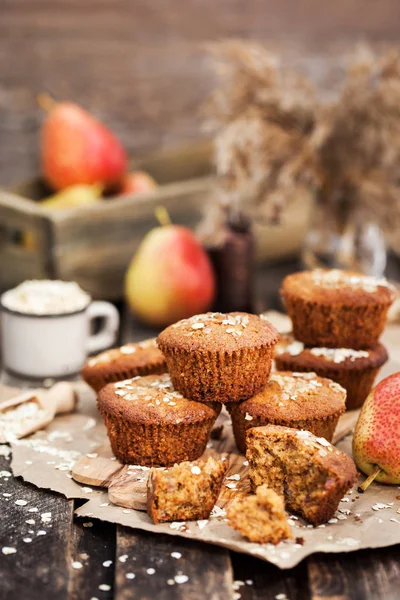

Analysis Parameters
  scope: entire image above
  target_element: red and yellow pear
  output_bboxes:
[40,95,127,191]
[124,209,215,327]
[120,171,158,196]
[353,372,400,490]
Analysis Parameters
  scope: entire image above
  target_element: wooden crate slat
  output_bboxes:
[114,526,234,600]
[68,507,116,600]
[0,456,73,600]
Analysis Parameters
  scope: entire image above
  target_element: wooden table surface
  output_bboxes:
[1,260,400,600]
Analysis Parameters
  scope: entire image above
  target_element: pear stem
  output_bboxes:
[155,205,172,227]
[37,93,56,112]
[358,465,382,493]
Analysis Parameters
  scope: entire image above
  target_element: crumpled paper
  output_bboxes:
[4,326,400,569]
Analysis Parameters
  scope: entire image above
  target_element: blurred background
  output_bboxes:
[2,0,400,326]
[2,0,399,183]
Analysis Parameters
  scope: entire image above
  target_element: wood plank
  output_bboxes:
[0,456,73,600]
[230,550,309,600]
[68,505,116,600]
[114,526,234,600]
[2,0,400,185]
[308,549,400,600]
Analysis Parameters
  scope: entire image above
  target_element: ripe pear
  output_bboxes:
[120,171,158,196]
[40,184,103,209]
[125,224,215,327]
[41,100,127,190]
[353,372,400,487]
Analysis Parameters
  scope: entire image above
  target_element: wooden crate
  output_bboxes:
[0,141,313,300]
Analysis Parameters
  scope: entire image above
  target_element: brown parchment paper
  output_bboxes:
[4,326,400,569]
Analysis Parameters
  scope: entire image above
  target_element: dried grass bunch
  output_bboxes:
[204,40,321,224]
[318,47,400,252]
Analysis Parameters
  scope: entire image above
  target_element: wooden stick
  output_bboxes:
[358,465,382,493]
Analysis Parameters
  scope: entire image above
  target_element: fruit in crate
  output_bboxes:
[353,372,400,487]
[120,171,158,196]
[40,184,103,209]
[40,98,127,190]
[125,214,215,327]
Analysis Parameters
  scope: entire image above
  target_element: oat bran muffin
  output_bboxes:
[82,338,166,392]
[227,484,293,544]
[228,371,346,454]
[157,312,279,404]
[147,456,227,523]
[281,269,396,349]
[275,333,388,410]
[97,373,220,466]
[247,425,358,525]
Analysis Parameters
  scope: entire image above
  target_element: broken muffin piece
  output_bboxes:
[147,456,228,524]
[246,424,358,526]
[227,484,293,544]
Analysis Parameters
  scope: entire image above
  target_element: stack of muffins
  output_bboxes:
[277,269,395,410]
[81,292,367,537]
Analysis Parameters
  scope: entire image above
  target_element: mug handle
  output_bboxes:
[86,301,120,355]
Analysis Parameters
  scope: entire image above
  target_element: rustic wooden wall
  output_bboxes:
[1,0,400,185]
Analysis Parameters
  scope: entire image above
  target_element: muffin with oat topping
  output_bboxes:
[97,373,220,466]
[228,371,346,453]
[275,333,388,410]
[281,269,396,349]
[81,338,166,392]
[246,424,358,525]
[157,312,279,404]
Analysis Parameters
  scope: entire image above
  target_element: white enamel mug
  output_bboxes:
[0,297,120,379]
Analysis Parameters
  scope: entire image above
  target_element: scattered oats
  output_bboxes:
[246,579,253,585]
[191,466,201,475]
[86,453,98,459]
[26,519,35,525]
[171,552,182,559]
[226,483,237,490]
[147,568,156,575]
[126,573,135,580]
[2,547,16,555]
[118,555,128,563]
[72,561,83,570]
[0,471,11,478]
[390,518,400,524]
[23,538,32,543]
[103,560,113,567]
[3,493,11,498]
[243,460,249,466]
[233,580,245,590]
[167,579,175,585]
[98,584,111,591]
[100,503,110,508]
[83,522,93,528]
[197,520,208,530]
[275,595,287,600]
[37,530,47,536]
[170,521,186,530]
[81,487,93,494]
[41,512,51,523]
[191,322,205,330]
[174,574,189,584]
[372,503,390,511]
[28,507,38,513]
[227,474,240,481]
[122,509,132,514]
[15,499,28,506]
[328,518,338,524]
[210,505,226,518]
[244,413,253,421]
